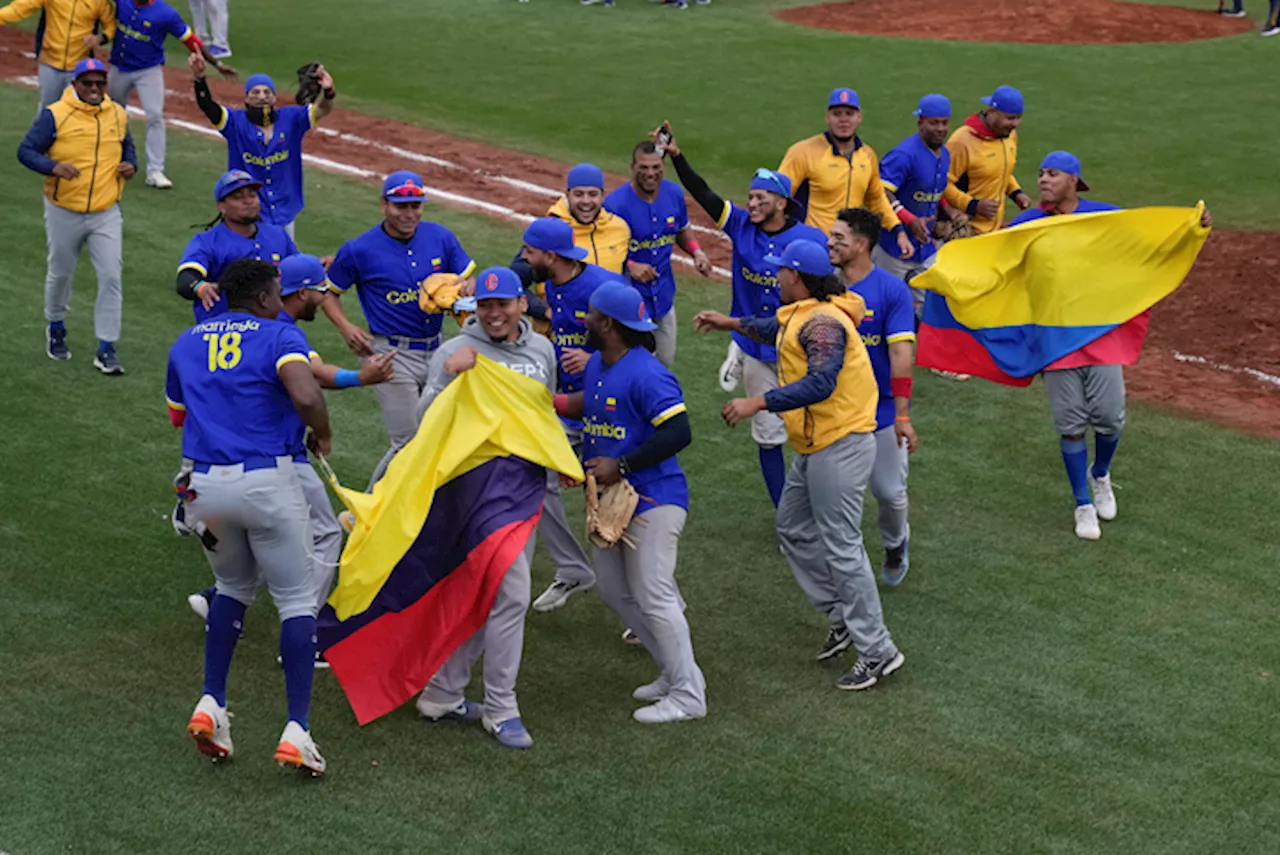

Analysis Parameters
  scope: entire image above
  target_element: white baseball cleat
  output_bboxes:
[632,676,670,702]
[187,694,233,760]
[145,172,173,189]
[274,721,327,776]
[1074,504,1102,540]
[633,697,703,724]
[1090,473,1117,521]
[718,340,745,392]
[186,592,210,621]
[532,579,590,612]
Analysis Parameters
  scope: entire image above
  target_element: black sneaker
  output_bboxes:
[881,541,909,587]
[47,325,70,360]
[836,650,905,691]
[815,625,852,661]
[94,345,124,375]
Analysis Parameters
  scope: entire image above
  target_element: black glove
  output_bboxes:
[295,61,323,106]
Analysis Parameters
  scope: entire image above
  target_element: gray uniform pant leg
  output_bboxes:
[542,429,595,587]
[742,356,787,447]
[777,432,895,659]
[188,0,209,40]
[109,67,166,176]
[282,220,295,241]
[1043,365,1127,438]
[593,506,706,716]
[207,0,230,47]
[188,460,316,621]
[421,538,534,721]
[296,462,341,612]
[37,63,73,112]
[43,200,124,343]
[653,308,677,368]
[366,338,433,487]
[869,425,910,550]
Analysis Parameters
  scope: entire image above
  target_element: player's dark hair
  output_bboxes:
[835,207,882,246]
[222,258,280,309]
[618,324,657,353]
[799,271,845,303]
[632,141,659,162]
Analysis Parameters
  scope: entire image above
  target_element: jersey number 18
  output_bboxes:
[202,332,243,372]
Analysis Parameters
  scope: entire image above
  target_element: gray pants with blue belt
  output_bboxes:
[545,428,595,588]
[777,432,897,661]
[365,334,436,487]
[37,63,74,113]
[107,64,166,177]
[43,199,123,343]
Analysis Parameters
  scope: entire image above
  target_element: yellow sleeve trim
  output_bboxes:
[308,350,321,361]
[651,402,687,427]
[887,332,917,344]
[715,203,732,230]
[881,180,899,193]
[214,106,229,131]
[275,353,310,371]
[458,260,477,279]
[177,261,208,276]
[307,102,317,128]
[165,397,186,411]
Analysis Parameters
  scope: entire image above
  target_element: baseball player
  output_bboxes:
[0,0,115,111]
[777,88,912,257]
[1219,0,1280,33]
[520,217,613,614]
[830,208,918,598]
[942,85,1033,235]
[604,140,713,367]
[176,170,297,321]
[662,122,827,509]
[554,281,706,724]
[106,0,235,189]
[187,0,230,57]
[413,266,556,750]
[322,170,476,487]
[1008,151,1214,540]
[168,258,332,776]
[694,239,905,692]
[188,51,335,237]
[18,57,136,375]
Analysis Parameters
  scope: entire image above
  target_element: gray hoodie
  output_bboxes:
[416,316,558,422]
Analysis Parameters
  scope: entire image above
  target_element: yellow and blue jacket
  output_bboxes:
[943,113,1023,234]
[546,196,631,274]
[777,132,903,236]
[0,0,117,72]
[18,86,136,213]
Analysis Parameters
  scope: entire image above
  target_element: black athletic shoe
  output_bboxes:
[47,325,70,360]
[836,650,906,691]
[815,625,853,661]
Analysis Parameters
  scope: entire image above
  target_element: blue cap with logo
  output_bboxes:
[1039,151,1090,192]
[981,85,1024,116]
[589,281,658,332]
[566,163,604,191]
[73,57,108,78]
[474,266,525,300]
[383,170,427,203]
[279,254,330,297]
[913,93,952,118]
[243,73,275,95]
[214,169,262,202]
[828,87,860,110]
[765,239,833,277]
[522,217,589,261]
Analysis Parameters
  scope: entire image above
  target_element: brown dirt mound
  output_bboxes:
[777,0,1254,44]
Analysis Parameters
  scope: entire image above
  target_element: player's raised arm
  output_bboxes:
[189,52,226,127]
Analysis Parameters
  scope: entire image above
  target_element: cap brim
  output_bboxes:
[619,318,658,332]
[219,181,262,200]
[384,194,428,204]
[1076,177,1091,192]
[474,292,522,302]
[763,254,786,266]
[564,246,589,261]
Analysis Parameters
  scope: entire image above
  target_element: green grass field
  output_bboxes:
[1,2,1278,853]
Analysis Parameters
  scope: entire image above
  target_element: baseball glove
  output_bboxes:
[933,214,975,243]
[295,62,323,106]
[417,273,464,313]
[585,472,640,550]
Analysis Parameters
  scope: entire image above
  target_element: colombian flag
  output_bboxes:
[317,357,583,724]
[916,206,1211,386]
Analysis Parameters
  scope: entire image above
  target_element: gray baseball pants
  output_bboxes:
[43,199,123,343]
[187,0,229,48]
[1043,365,1126,437]
[871,245,935,318]
[870,425,910,551]
[296,462,341,611]
[594,506,706,716]
[187,459,316,621]
[653,308,677,369]
[419,537,535,722]
[365,335,436,488]
[107,65,166,177]
[544,428,595,588]
[777,431,896,660]
[37,63,73,112]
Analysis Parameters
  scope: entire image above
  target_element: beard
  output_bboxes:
[586,328,606,352]
[529,264,552,282]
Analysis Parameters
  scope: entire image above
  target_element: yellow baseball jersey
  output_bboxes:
[777,133,901,235]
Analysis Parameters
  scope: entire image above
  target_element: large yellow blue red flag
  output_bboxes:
[916,205,1211,385]
[316,356,584,724]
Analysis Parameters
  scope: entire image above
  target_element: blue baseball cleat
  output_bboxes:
[881,528,910,587]
[485,716,533,749]
[416,696,483,723]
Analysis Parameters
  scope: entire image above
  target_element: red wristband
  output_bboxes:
[168,406,187,428]
[896,207,916,225]
[553,394,569,415]
[890,376,912,399]
[686,239,702,254]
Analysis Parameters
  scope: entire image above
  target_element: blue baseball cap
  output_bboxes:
[828,87,860,110]
[522,217,588,260]
[73,58,108,78]
[214,169,262,201]
[589,281,658,332]
[566,163,604,191]
[981,85,1024,116]
[913,93,951,119]
[383,170,427,203]
[244,73,275,95]
[474,266,524,300]
[279,254,330,297]
[765,239,833,277]
[1039,150,1090,192]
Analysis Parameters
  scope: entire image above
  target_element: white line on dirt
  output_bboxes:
[1171,351,1280,388]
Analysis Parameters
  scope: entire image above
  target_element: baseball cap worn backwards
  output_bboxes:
[751,168,794,200]
[913,93,951,118]
[279,254,331,297]
[765,239,833,277]
[214,169,262,201]
[566,163,605,191]
[828,87,860,109]
[981,85,1024,116]
[522,217,589,261]
[1040,151,1090,192]
[474,266,524,300]
[244,73,275,94]
[590,281,658,332]
[383,170,427,202]
[73,58,108,79]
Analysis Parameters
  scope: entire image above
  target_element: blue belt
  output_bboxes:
[192,453,308,473]
[380,334,440,352]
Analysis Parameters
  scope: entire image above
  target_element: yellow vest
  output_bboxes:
[943,116,1022,234]
[777,133,901,235]
[43,87,131,214]
[775,291,878,454]
[547,196,631,274]
[0,0,117,71]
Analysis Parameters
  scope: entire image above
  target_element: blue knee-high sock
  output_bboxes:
[1268,0,1279,26]
[1092,432,1121,479]
[758,445,785,507]
[280,615,317,729]
[202,595,246,706]
[1060,438,1091,506]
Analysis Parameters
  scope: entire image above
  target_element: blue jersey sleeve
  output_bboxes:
[283,230,300,259]
[719,202,751,245]
[165,350,185,410]
[279,104,315,136]
[165,5,192,40]
[274,324,313,373]
[327,241,359,293]
[879,147,908,192]
[177,232,215,278]
[637,367,688,428]
[676,192,690,231]
[444,230,475,277]
[884,276,917,344]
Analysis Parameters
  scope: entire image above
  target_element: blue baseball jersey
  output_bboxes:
[177,222,298,321]
[878,134,951,264]
[276,311,320,360]
[604,180,689,321]
[1009,199,1121,226]
[844,266,917,431]
[717,203,827,362]
[546,262,616,398]
[582,346,689,515]
[328,222,475,340]
[216,104,316,226]
[110,0,191,72]
[165,313,312,464]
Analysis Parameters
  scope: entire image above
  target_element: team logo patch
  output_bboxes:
[143,20,151,27]
[605,397,617,412]
[666,216,675,225]
[840,91,850,103]
[485,273,499,291]
[637,303,646,320]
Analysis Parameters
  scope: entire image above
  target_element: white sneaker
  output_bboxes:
[1090,473,1117,521]
[187,694,233,760]
[274,721,327,776]
[186,592,210,621]
[632,677,670,702]
[531,579,590,613]
[930,368,971,381]
[1074,504,1102,541]
[718,339,745,392]
[145,172,173,189]
[633,697,704,724]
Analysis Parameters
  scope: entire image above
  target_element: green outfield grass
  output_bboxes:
[0,68,1278,854]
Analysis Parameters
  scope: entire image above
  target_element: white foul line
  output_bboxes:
[1171,351,1280,388]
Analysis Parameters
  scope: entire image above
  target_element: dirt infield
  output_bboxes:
[776,0,1254,44]
[1,29,1276,437]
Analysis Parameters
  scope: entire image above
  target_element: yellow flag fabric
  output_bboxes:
[326,356,584,620]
